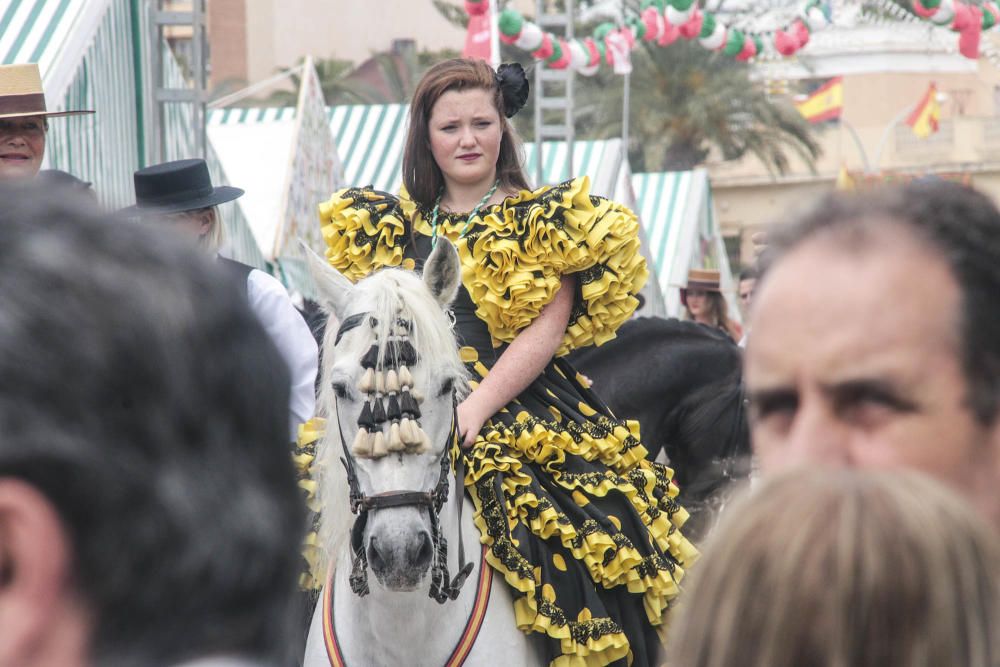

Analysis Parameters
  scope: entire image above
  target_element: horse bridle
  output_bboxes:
[333,312,474,604]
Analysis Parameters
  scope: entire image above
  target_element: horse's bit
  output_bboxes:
[332,311,474,604]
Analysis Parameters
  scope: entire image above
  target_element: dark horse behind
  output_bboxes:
[568,317,751,540]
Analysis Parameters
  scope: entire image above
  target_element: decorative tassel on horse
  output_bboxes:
[361,344,379,369]
[388,421,404,452]
[400,391,420,417]
[357,401,375,429]
[358,368,375,394]
[387,395,401,421]
[330,304,475,611]
[372,395,387,424]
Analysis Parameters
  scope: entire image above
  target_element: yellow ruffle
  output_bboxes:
[400,177,647,356]
[465,414,697,666]
[318,187,407,282]
[294,417,327,591]
[320,180,645,353]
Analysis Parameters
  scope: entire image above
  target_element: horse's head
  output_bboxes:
[306,240,468,592]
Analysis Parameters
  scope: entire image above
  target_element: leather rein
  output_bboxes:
[333,312,474,604]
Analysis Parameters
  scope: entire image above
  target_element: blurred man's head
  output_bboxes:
[0,184,304,666]
[747,181,1000,528]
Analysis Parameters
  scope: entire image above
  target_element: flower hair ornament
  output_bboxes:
[495,62,530,118]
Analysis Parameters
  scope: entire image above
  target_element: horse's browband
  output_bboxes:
[359,491,435,511]
[335,312,414,346]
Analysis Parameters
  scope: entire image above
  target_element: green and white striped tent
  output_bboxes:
[2,0,267,270]
[632,169,739,321]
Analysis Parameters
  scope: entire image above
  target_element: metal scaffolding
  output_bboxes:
[533,0,575,186]
[148,0,208,162]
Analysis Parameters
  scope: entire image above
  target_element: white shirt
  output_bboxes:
[247,269,318,441]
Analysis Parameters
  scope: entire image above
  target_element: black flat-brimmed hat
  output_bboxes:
[120,158,243,215]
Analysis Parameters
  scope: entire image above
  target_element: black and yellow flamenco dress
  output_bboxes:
[315,177,698,667]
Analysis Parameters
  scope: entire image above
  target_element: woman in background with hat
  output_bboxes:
[0,63,92,182]
[681,268,743,343]
[125,158,318,443]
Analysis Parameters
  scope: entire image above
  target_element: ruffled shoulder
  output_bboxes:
[463,177,647,356]
[318,186,412,283]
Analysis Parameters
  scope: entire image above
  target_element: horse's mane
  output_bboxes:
[312,268,469,573]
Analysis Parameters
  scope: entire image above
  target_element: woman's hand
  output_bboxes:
[457,395,490,449]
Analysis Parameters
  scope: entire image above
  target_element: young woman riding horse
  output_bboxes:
[313,58,697,666]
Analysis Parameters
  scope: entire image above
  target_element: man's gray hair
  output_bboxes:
[0,184,305,665]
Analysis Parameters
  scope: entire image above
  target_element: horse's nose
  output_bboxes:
[408,530,433,571]
[368,536,387,572]
[368,531,433,572]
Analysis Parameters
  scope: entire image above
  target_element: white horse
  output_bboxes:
[302,240,544,667]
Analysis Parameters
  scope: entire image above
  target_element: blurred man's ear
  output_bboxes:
[0,479,85,667]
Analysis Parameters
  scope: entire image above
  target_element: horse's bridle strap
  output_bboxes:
[360,491,435,511]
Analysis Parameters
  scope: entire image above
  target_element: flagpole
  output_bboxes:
[839,119,871,174]
[870,87,945,174]
[489,0,500,68]
[869,103,918,175]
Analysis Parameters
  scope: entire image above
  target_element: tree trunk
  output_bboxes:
[661,140,709,171]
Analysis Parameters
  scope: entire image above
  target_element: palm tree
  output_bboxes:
[265,57,375,106]
[431,0,818,173]
[576,40,820,174]
[266,47,461,107]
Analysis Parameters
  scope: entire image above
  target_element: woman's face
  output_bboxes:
[428,88,502,191]
[686,289,710,321]
[161,207,213,241]
[0,116,46,181]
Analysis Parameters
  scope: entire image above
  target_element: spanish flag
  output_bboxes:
[906,84,941,139]
[795,77,844,123]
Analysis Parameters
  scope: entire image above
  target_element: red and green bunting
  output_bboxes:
[909,0,1000,58]
[495,0,831,74]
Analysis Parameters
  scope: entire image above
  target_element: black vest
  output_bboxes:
[216,256,253,300]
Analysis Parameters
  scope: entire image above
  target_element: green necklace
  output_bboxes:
[430,180,499,247]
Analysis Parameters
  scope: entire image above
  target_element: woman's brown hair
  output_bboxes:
[685,291,739,340]
[403,58,529,206]
[667,469,1000,667]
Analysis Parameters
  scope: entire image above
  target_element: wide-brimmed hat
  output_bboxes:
[120,159,244,215]
[680,268,722,307]
[0,63,93,120]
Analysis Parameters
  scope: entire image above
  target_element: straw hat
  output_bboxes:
[680,268,722,307]
[0,63,94,120]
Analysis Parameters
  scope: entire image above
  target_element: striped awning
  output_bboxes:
[0,0,90,80]
[329,103,408,192]
[208,107,295,260]
[632,169,738,319]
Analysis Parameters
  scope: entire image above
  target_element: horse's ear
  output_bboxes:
[302,242,353,317]
[422,238,461,307]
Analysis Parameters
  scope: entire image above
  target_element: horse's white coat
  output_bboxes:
[302,242,544,666]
